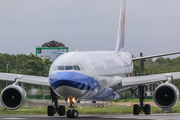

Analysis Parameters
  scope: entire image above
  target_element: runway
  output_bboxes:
[0,114,179,120]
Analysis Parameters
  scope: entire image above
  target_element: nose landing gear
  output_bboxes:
[67,109,79,118]
[48,88,79,118]
[66,96,79,118]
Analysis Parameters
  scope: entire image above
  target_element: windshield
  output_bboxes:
[54,65,81,71]
[49,52,84,75]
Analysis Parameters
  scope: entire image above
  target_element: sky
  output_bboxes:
[0,0,180,58]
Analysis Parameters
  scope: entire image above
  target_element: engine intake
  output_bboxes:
[1,85,26,110]
[154,83,179,108]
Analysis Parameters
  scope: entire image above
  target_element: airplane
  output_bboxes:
[1,0,180,118]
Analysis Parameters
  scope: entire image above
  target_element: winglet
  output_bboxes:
[115,0,126,51]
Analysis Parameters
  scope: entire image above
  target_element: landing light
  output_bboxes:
[72,98,75,102]
[67,97,76,103]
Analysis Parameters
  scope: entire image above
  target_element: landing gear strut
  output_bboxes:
[47,88,65,116]
[131,85,151,115]
[66,96,79,118]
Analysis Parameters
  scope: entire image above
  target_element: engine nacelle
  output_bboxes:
[1,85,26,110]
[154,83,179,108]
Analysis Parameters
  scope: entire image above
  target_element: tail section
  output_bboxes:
[115,0,126,51]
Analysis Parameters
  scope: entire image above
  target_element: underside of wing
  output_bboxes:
[121,72,179,87]
[107,72,180,89]
[0,73,50,86]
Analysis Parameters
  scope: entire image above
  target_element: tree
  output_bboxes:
[19,53,52,77]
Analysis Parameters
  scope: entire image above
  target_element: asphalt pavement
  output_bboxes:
[0,114,179,120]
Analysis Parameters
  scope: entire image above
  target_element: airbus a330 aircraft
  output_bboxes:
[1,0,180,118]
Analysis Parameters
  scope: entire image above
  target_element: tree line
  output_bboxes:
[0,53,52,91]
[0,53,180,94]
[134,57,180,75]
[0,53,52,76]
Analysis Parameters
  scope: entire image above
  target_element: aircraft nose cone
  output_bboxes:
[49,71,92,90]
[49,71,101,98]
[49,71,100,98]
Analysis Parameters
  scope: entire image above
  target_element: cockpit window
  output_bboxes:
[58,66,65,70]
[65,66,73,70]
[73,65,81,70]
[54,65,81,71]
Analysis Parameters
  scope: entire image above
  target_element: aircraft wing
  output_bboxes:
[132,51,180,61]
[108,72,180,90]
[122,72,180,87]
[0,73,50,86]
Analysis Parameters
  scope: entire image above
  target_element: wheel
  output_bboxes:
[66,109,72,118]
[144,104,151,115]
[47,106,54,116]
[133,104,139,115]
[58,105,65,116]
[72,110,78,118]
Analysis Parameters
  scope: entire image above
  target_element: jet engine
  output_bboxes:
[1,85,26,110]
[154,83,179,108]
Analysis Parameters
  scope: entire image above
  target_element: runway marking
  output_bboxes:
[2,118,26,120]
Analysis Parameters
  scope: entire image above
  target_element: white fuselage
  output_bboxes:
[49,51,133,101]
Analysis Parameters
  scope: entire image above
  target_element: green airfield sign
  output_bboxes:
[36,47,68,61]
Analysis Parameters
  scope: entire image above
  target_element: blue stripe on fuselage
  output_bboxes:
[49,71,101,91]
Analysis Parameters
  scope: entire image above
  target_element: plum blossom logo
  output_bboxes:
[121,12,125,34]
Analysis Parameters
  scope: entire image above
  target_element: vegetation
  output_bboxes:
[133,57,180,75]
[112,98,153,103]
[0,53,52,92]
[133,57,180,90]
[0,53,52,76]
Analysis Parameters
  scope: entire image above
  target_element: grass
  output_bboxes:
[1,98,180,115]
[0,107,47,115]
[1,106,180,115]
[111,98,154,103]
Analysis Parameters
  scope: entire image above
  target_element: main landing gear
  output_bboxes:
[66,96,79,118]
[131,85,151,115]
[47,88,66,116]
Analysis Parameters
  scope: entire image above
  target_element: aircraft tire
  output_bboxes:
[72,110,78,118]
[66,109,72,118]
[58,105,65,116]
[133,104,139,115]
[144,104,151,115]
[47,106,54,116]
